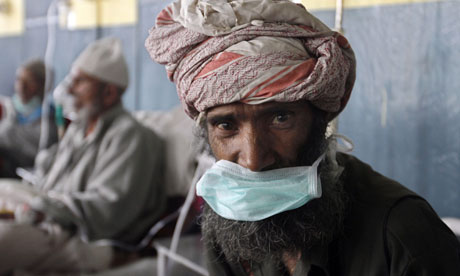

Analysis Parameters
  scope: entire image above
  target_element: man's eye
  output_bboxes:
[272,113,292,125]
[216,121,234,131]
[72,78,82,85]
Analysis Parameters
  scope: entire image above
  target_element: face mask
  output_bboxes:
[12,95,42,125]
[53,75,77,121]
[196,154,325,221]
[12,94,41,116]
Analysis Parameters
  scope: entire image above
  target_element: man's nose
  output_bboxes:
[15,82,23,94]
[68,82,75,96]
[237,127,275,172]
[68,84,79,98]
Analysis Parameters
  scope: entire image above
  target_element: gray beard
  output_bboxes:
[200,147,348,266]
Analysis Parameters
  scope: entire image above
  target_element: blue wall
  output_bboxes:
[1,0,459,217]
[314,1,460,217]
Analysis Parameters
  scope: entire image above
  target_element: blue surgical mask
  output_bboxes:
[12,94,41,116]
[196,154,325,221]
[12,95,42,124]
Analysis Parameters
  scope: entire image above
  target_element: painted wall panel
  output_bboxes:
[66,0,137,29]
[69,0,98,29]
[99,0,137,27]
[0,0,24,36]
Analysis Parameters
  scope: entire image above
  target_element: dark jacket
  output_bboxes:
[205,153,460,276]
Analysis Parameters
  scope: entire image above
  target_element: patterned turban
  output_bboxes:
[145,0,356,120]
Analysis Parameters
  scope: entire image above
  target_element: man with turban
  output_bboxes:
[0,59,57,177]
[146,0,460,275]
[0,37,166,274]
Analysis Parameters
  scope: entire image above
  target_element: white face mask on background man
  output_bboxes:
[53,75,77,122]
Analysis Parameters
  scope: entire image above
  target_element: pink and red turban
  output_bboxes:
[145,0,356,120]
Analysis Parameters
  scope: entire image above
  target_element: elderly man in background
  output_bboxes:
[0,59,57,177]
[0,37,165,274]
[146,0,460,275]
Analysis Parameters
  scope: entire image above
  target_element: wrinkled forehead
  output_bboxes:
[206,100,314,121]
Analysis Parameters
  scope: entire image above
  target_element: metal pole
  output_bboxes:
[328,0,344,136]
[334,0,344,33]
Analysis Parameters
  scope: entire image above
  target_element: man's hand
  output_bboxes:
[16,204,45,225]
[0,204,45,224]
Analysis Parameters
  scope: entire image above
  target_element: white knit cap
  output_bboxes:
[72,37,129,89]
